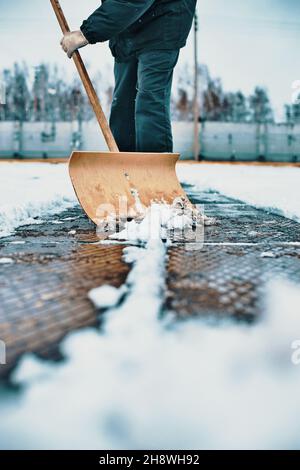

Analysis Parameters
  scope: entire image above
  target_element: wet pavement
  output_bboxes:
[0,187,300,378]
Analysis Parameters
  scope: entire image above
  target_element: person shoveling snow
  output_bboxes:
[60,0,196,153]
[51,0,199,227]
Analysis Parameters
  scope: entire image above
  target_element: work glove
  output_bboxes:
[60,30,89,58]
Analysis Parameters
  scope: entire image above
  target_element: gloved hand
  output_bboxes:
[60,30,89,58]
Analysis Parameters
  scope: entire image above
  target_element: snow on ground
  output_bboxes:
[88,284,125,309]
[0,240,300,449]
[0,162,300,449]
[0,257,14,264]
[0,161,299,237]
[0,163,76,237]
[107,200,204,244]
[177,163,300,223]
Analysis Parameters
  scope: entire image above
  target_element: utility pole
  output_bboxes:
[193,11,200,161]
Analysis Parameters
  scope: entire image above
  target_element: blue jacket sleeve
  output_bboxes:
[80,0,156,44]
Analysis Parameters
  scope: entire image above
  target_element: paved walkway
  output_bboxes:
[0,186,299,378]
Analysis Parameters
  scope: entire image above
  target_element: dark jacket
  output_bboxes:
[81,0,197,61]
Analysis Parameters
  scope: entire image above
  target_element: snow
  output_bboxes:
[88,285,125,309]
[261,251,276,258]
[0,161,300,449]
[0,163,76,238]
[107,199,204,245]
[0,161,298,238]
[177,163,300,223]
[0,257,14,265]
[1,251,300,449]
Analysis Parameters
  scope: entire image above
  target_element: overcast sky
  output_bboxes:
[1,0,300,120]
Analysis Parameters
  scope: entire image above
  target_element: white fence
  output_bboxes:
[0,121,299,161]
[201,122,300,162]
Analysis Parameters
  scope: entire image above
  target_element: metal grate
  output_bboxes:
[0,188,300,378]
[0,209,129,377]
[165,186,300,320]
[166,244,300,320]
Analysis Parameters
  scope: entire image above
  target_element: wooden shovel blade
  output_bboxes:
[69,151,190,224]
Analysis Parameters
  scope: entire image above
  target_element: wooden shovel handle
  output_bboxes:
[50,0,119,152]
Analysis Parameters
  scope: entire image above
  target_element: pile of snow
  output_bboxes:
[102,198,205,245]
[0,163,76,237]
[0,257,14,265]
[177,163,300,223]
[88,284,125,309]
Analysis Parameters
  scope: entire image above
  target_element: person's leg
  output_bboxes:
[135,50,180,153]
[109,57,138,151]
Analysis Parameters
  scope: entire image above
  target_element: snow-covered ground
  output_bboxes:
[0,161,300,449]
[178,163,300,223]
[0,163,76,238]
[0,162,299,239]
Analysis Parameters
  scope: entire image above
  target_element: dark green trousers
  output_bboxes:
[109,50,180,153]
